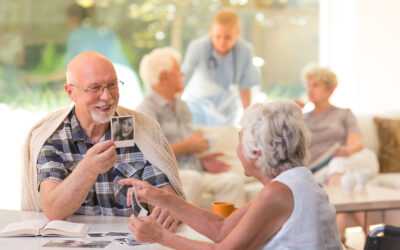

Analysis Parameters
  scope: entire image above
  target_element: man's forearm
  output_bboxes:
[171,140,191,158]
[239,89,251,109]
[40,164,98,220]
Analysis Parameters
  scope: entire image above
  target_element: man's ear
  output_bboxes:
[235,27,241,37]
[159,71,168,84]
[64,84,74,101]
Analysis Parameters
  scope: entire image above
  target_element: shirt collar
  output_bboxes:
[70,107,112,144]
[148,90,175,108]
[210,37,235,59]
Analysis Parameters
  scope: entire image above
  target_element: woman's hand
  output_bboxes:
[293,99,305,108]
[150,206,179,232]
[119,178,167,207]
[333,146,350,157]
[129,214,171,243]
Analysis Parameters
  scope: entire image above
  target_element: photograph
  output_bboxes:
[110,115,135,148]
[114,237,143,246]
[88,232,130,237]
[42,240,111,248]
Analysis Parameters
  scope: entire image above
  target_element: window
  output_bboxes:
[0,0,318,209]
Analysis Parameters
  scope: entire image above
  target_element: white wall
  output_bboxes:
[322,0,400,115]
[0,105,45,210]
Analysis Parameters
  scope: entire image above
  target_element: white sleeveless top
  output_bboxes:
[263,167,342,250]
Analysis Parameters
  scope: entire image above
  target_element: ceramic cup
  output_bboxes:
[211,202,236,218]
[354,170,370,189]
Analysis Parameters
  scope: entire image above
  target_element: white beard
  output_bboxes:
[91,107,115,124]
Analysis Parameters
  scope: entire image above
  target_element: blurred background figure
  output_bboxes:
[297,63,379,244]
[181,9,260,126]
[64,4,143,109]
[0,29,25,97]
[137,47,246,207]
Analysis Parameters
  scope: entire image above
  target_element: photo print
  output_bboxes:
[88,232,130,237]
[42,240,111,248]
[111,115,135,148]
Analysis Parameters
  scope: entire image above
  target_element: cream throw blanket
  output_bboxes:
[21,105,185,211]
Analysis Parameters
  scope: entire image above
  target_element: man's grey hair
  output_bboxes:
[139,47,182,88]
[240,100,310,178]
[301,63,338,90]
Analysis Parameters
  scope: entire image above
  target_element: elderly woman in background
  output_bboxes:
[120,100,341,250]
[298,64,379,243]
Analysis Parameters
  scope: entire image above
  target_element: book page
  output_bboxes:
[0,219,46,236]
[41,220,89,237]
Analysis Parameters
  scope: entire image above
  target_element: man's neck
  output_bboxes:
[153,87,176,109]
[216,49,229,57]
[76,112,109,143]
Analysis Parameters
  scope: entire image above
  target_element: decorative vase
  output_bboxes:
[354,170,370,190]
[341,171,356,195]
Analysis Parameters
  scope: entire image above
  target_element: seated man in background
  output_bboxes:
[23,52,184,231]
[297,63,379,243]
[136,48,245,207]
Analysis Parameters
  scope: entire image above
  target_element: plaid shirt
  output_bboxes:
[37,108,170,216]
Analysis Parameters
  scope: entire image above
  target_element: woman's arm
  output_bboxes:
[239,89,251,109]
[171,133,208,157]
[346,132,363,155]
[214,182,294,249]
[334,132,363,157]
[119,178,248,242]
[129,181,293,250]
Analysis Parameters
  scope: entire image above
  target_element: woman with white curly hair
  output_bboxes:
[119,100,341,250]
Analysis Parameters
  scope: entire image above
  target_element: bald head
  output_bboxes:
[66,51,115,85]
[64,51,119,126]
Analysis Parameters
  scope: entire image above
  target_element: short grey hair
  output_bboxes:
[301,63,338,89]
[240,100,310,178]
[139,47,182,88]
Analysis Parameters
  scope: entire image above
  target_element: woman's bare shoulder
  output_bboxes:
[256,181,294,208]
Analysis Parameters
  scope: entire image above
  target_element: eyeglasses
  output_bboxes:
[69,80,124,94]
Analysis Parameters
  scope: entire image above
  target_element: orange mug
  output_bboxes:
[211,202,237,217]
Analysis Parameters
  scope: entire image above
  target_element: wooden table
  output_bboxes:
[324,184,400,213]
[0,209,211,250]
[324,184,400,232]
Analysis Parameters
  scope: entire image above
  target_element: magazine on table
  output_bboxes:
[309,142,341,173]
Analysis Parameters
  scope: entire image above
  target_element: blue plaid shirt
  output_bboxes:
[37,108,170,216]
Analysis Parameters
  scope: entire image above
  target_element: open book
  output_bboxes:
[0,219,88,237]
[309,142,341,173]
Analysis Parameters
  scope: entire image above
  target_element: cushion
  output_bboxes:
[374,117,400,172]
[196,125,257,183]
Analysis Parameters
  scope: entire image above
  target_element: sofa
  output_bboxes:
[196,112,400,225]
[357,112,400,189]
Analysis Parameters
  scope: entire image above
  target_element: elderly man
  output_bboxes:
[23,52,183,231]
[136,48,245,207]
